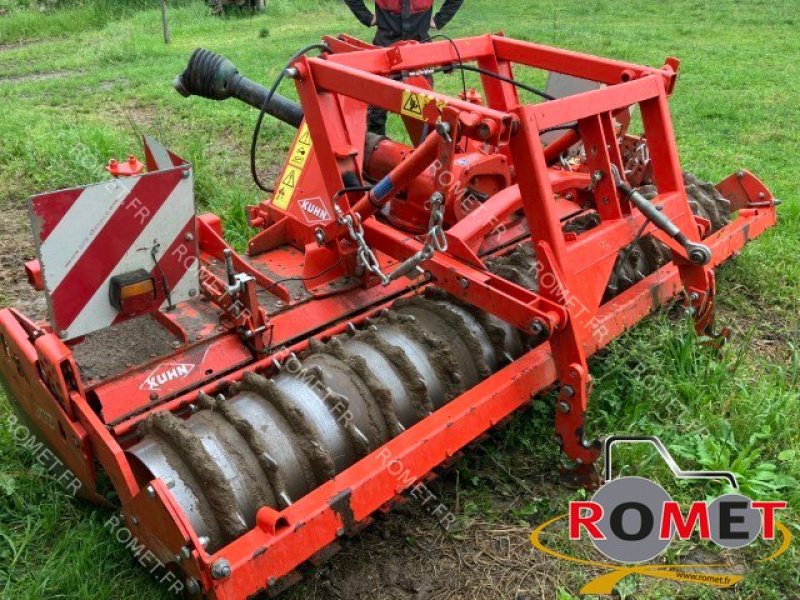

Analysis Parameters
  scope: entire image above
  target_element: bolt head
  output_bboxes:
[561,384,576,398]
[211,559,232,580]
[146,485,156,498]
[184,232,195,242]
[558,400,571,414]
[530,320,545,335]
[185,578,201,595]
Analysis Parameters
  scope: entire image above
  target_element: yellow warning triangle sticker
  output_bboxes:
[283,169,297,188]
[403,93,423,116]
[298,129,312,145]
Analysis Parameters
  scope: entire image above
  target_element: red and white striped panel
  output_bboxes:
[29,138,199,341]
[143,134,186,172]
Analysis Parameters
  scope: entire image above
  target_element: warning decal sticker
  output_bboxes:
[401,90,446,121]
[273,122,313,210]
[282,166,300,189]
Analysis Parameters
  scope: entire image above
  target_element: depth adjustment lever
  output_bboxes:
[611,167,712,266]
[223,249,255,297]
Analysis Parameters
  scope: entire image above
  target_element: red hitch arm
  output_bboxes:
[348,130,442,220]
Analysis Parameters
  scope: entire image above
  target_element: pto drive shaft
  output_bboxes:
[174,48,304,128]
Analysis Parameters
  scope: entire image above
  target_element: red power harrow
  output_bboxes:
[0,34,778,598]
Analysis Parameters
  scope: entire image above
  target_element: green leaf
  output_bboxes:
[0,473,16,496]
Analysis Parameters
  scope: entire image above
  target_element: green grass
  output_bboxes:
[0,1,798,598]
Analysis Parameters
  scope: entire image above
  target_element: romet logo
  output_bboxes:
[140,362,196,391]
[531,436,792,595]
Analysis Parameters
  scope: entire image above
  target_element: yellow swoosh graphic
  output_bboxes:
[530,515,792,595]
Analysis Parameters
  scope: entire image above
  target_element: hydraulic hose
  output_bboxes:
[248,43,329,192]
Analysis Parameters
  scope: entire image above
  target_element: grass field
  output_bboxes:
[0,1,798,598]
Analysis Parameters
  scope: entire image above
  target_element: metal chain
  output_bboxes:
[336,210,390,285]
[334,192,448,286]
[625,137,650,178]
[425,192,448,253]
[386,192,447,283]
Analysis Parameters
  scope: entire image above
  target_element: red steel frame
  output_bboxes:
[292,34,710,467]
[0,34,778,599]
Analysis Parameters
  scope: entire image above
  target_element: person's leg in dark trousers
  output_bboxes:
[368,105,389,136]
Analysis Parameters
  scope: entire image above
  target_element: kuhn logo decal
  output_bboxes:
[298,197,331,224]
[141,363,195,391]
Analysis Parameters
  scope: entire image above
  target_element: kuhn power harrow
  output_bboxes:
[0,34,778,598]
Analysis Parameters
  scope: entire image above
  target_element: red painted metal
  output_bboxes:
[106,155,145,178]
[0,34,778,600]
[24,259,43,291]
